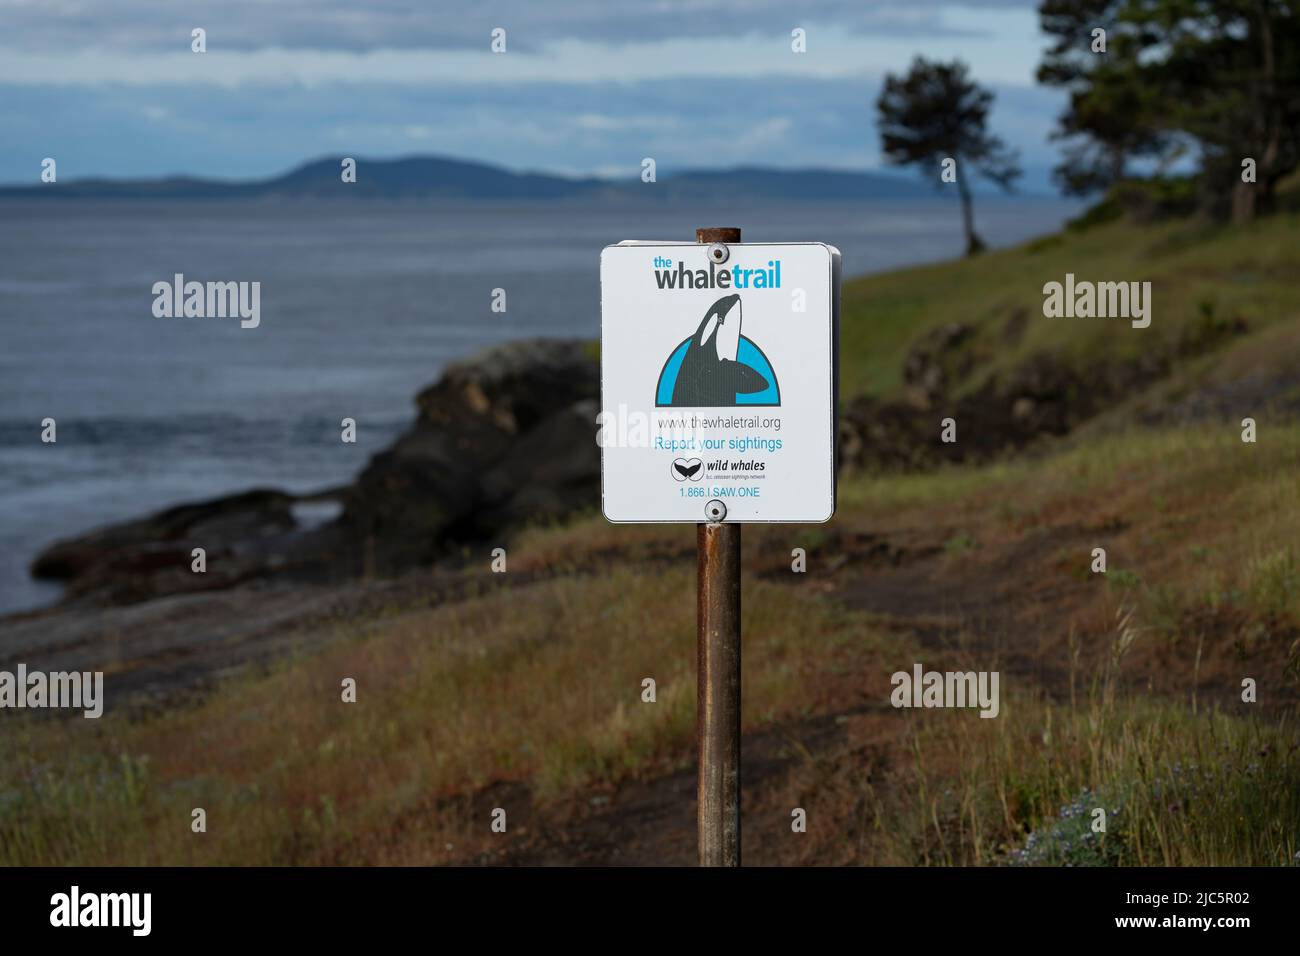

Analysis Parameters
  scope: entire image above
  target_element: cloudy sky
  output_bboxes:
[0,0,1064,190]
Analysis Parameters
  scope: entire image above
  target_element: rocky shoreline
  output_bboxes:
[26,338,603,609]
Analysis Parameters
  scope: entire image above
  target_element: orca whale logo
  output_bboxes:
[655,294,781,407]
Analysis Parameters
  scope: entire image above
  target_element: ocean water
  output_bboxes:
[0,197,1078,615]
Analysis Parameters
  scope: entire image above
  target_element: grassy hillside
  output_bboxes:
[840,212,1300,405]
[4,214,1299,866]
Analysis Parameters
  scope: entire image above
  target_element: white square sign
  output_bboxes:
[600,241,839,523]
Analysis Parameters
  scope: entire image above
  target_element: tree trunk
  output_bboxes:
[1257,1,1281,219]
[956,172,984,256]
[1232,179,1253,223]
[1236,0,1280,224]
[1109,147,1125,188]
[1232,179,1257,225]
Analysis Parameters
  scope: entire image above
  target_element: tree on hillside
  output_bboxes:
[876,57,1023,256]
[1037,0,1300,222]
[1037,0,1169,195]
[1154,0,1300,221]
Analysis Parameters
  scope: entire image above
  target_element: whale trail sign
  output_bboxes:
[599,228,840,866]
[599,237,839,523]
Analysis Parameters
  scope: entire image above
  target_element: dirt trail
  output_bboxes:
[460,523,1003,865]
[468,704,895,866]
[469,513,1294,866]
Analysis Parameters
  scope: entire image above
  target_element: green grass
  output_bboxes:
[871,692,1299,867]
[839,212,1300,402]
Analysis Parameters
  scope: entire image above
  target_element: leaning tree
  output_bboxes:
[876,57,1023,256]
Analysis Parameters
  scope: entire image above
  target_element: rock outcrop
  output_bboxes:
[30,339,601,606]
[338,338,600,571]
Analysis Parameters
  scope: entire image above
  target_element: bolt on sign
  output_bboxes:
[599,240,840,523]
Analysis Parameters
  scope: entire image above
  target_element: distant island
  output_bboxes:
[0,155,948,202]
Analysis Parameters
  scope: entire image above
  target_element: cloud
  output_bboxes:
[0,0,1037,52]
[0,2,1061,191]
[0,11,1044,90]
[573,113,668,132]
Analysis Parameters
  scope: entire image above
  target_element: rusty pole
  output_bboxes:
[695,226,742,867]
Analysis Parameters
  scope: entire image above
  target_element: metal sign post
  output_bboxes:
[598,225,838,867]
[694,226,743,867]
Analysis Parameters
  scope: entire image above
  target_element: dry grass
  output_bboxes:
[5,422,1297,865]
[844,423,1300,644]
[0,567,896,865]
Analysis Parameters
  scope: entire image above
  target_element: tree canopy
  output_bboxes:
[1038,0,1300,221]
